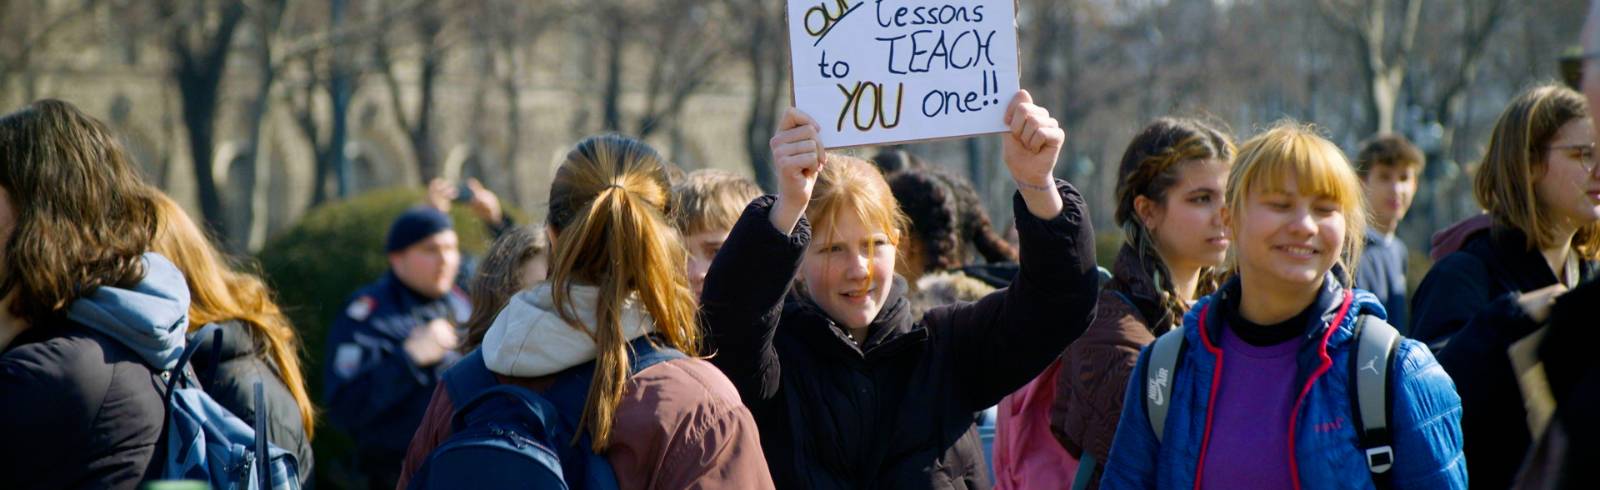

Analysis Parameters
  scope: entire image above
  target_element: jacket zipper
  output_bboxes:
[1190,303,1225,490]
[1284,290,1354,490]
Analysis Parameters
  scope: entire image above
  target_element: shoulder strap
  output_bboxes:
[255,381,273,490]
[166,323,223,400]
[442,349,500,413]
[1351,314,1401,486]
[1144,326,1186,444]
[541,336,686,419]
[1071,451,1098,490]
[1107,289,1138,311]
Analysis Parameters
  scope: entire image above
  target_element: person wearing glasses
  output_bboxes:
[1410,83,1598,489]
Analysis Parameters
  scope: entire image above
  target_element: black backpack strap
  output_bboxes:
[1351,314,1401,488]
[1144,327,1186,444]
[255,381,273,490]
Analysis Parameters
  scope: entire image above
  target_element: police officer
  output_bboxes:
[323,206,470,490]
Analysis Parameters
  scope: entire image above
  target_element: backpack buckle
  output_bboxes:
[1365,445,1394,474]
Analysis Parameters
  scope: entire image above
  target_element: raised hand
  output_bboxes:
[425,178,455,213]
[1001,90,1066,219]
[464,178,503,224]
[769,107,826,234]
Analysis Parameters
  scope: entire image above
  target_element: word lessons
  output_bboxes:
[788,0,1020,147]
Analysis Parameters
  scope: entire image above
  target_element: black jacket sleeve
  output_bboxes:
[1414,251,1540,489]
[1411,253,1535,353]
[928,179,1100,411]
[700,195,810,403]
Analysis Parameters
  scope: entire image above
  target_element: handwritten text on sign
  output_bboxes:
[788,0,1019,148]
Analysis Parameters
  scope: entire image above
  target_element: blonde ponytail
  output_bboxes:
[545,134,701,451]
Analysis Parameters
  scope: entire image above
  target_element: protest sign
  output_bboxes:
[787,0,1020,148]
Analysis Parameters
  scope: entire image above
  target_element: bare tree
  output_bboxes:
[730,0,785,191]
[156,0,248,239]
[0,0,103,103]
[374,0,451,184]
[1317,0,1424,135]
[1420,0,1511,161]
[589,0,733,139]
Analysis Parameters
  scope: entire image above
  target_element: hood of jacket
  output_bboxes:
[66,252,191,371]
[1429,213,1492,261]
[481,282,655,377]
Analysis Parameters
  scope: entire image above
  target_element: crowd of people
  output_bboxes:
[1,5,1599,489]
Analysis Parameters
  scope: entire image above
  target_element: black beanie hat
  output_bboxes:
[386,205,454,253]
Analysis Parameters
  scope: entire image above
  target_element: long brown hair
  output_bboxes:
[1113,118,1234,330]
[0,100,156,323]
[148,192,317,438]
[461,224,547,352]
[1474,84,1600,259]
[545,134,701,451]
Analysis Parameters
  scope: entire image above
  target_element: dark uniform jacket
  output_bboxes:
[322,270,468,484]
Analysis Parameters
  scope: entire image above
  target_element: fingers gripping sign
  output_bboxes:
[769,107,828,234]
[1001,90,1066,219]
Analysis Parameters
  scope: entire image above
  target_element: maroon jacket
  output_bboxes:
[398,357,773,490]
[1050,245,1179,489]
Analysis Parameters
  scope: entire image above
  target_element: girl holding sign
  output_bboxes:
[700,90,1099,488]
[1099,123,1466,489]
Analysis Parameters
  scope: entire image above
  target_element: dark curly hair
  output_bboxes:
[887,170,962,274]
[871,149,1018,264]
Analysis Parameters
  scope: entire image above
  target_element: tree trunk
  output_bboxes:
[169,0,245,239]
[601,15,625,132]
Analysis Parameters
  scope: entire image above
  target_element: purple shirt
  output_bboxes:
[1199,324,1301,490]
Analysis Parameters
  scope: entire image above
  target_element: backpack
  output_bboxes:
[159,322,302,490]
[1142,314,1401,488]
[408,336,686,490]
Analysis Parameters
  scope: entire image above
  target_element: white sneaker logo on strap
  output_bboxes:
[1148,367,1171,406]
[1360,356,1381,375]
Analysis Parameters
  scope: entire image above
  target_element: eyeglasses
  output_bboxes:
[1547,143,1598,174]
[1561,51,1600,90]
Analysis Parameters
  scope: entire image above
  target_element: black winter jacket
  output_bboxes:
[701,181,1099,489]
[0,323,167,489]
[1411,225,1597,489]
[190,320,315,485]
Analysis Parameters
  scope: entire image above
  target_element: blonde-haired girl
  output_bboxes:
[400,134,774,489]
[1102,123,1466,489]
[701,91,1101,487]
[148,192,316,485]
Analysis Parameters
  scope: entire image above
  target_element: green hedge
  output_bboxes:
[255,188,518,488]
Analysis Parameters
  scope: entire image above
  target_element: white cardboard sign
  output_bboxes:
[787,0,1020,148]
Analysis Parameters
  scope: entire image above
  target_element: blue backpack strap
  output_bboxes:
[443,349,501,414]
[539,336,683,490]
[168,323,223,400]
[541,336,686,421]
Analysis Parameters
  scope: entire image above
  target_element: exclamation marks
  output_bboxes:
[980,70,1000,107]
